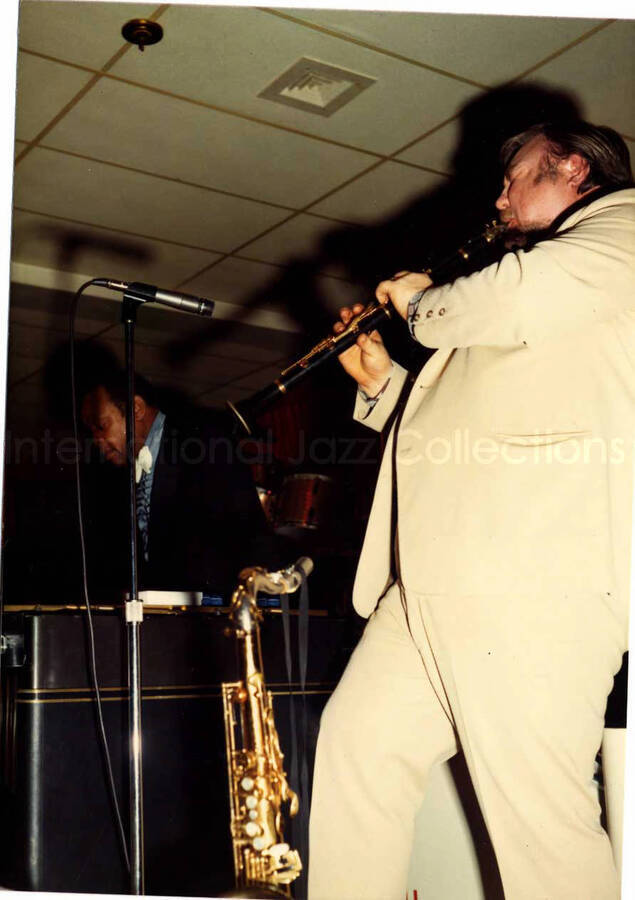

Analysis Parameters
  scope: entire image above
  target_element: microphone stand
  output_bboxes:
[89,277,212,893]
[121,292,145,895]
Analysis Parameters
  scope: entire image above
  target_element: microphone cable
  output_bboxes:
[69,280,130,874]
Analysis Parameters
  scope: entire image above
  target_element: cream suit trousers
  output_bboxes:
[308,583,626,900]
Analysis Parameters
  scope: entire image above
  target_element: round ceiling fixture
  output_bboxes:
[121,18,163,52]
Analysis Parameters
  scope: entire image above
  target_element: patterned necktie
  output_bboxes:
[136,469,152,562]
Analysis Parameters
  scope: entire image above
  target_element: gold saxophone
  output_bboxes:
[222,558,313,898]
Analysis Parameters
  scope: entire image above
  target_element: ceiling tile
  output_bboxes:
[10,281,120,331]
[129,303,305,358]
[109,5,478,156]
[131,323,289,366]
[240,214,360,277]
[179,256,286,307]
[6,354,45,385]
[98,336,256,384]
[6,321,71,361]
[181,256,337,334]
[11,209,222,288]
[520,21,635,138]
[15,53,94,142]
[281,9,605,86]
[314,274,368,316]
[11,278,115,312]
[13,147,290,252]
[8,283,302,366]
[395,119,460,172]
[186,259,366,328]
[197,384,255,409]
[18,1,158,69]
[309,160,447,223]
[228,364,293,392]
[10,304,117,338]
[42,75,374,209]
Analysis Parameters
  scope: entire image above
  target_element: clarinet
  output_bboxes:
[228,220,506,435]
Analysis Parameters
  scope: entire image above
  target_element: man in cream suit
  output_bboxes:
[308,122,634,900]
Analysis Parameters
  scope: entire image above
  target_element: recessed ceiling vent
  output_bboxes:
[258,58,375,117]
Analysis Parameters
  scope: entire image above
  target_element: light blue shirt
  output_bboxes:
[357,364,394,419]
[137,410,166,561]
[142,409,166,499]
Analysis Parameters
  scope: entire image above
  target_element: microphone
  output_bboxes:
[94,279,214,317]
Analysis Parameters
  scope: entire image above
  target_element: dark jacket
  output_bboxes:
[141,413,273,594]
[87,411,282,599]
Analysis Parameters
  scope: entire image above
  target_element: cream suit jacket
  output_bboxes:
[352,188,635,620]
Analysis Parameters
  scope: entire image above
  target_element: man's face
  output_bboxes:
[81,386,127,465]
[496,135,581,240]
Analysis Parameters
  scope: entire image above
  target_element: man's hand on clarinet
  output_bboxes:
[375,270,433,320]
[334,304,393,396]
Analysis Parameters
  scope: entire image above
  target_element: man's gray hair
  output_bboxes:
[500,121,633,194]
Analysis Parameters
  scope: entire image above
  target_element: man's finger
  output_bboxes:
[375,282,391,305]
[340,306,353,323]
[390,270,410,282]
[357,332,381,355]
[357,330,382,346]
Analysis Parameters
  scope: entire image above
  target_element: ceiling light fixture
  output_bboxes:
[121,18,164,52]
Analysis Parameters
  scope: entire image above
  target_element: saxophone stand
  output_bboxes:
[121,292,146,895]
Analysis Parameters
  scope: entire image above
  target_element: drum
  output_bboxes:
[275,474,336,531]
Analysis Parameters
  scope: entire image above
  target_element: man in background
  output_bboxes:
[80,362,276,598]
